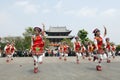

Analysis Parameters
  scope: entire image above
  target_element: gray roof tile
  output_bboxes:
[46,27,70,32]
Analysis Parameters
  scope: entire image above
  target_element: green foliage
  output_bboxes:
[78,29,88,39]
[23,27,34,37]
[14,37,24,50]
[110,42,115,45]
[0,42,6,50]
[23,36,31,50]
[22,27,34,50]
[77,29,89,44]
[116,45,120,51]
[43,36,50,49]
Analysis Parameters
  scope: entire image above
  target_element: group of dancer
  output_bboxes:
[58,28,116,71]
[3,25,116,73]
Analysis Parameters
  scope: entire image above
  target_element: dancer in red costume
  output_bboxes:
[87,42,93,61]
[93,28,105,71]
[58,42,63,59]
[81,44,86,59]
[111,44,116,59]
[4,41,12,62]
[105,38,112,63]
[63,41,69,61]
[92,43,98,62]
[31,26,45,73]
[10,42,16,60]
[74,37,81,64]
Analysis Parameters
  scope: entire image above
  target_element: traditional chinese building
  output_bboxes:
[45,27,74,46]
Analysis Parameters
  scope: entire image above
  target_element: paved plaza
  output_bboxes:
[0,57,120,80]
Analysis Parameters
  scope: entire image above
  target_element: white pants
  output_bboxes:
[82,53,86,56]
[102,53,107,59]
[42,53,45,57]
[76,53,82,56]
[64,54,68,57]
[107,52,112,58]
[63,53,68,59]
[97,54,104,65]
[33,55,43,63]
[112,51,116,57]
[11,52,14,58]
[76,53,82,60]
[88,52,93,57]
[97,54,105,60]
[33,55,43,68]
[6,55,12,61]
[7,55,12,58]
[59,53,63,58]
[59,52,63,56]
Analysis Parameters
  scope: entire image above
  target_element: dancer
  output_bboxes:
[31,26,45,73]
[93,28,105,71]
[81,44,86,59]
[111,44,116,59]
[105,38,112,63]
[92,43,98,62]
[74,37,81,64]
[87,42,93,61]
[10,42,16,60]
[4,41,12,62]
[58,42,63,59]
[63,41,69,61]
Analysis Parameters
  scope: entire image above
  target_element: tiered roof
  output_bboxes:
[45,26,74,40]
[45,27,71,33]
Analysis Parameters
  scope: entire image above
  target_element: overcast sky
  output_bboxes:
[0,0,120,44]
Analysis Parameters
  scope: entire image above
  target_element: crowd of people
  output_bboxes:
[0,25,117,73]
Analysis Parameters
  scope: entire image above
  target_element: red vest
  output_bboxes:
[112,46,116,51]
[95,36,103,50]
[88,45,93,53]
[74,42,80,52]
[11,46,15,53]
[63,45,69,54]
[32,35,44,54]
[94,36,104,54]
[5,45,11,55]
[106,42,111,51]
[81,46,86,53]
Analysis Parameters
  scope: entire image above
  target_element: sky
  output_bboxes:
[0,0,120,44]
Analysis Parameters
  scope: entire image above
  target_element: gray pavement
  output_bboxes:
[0,57,120,80]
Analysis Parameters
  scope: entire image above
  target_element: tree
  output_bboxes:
[116,44,120,51]
[43,36,50,49]
[110,42,115,45]
[77,29,89,44]
[14,37,24,50]
[22,27,34,50]
[23,27,34,37]
[0,42,6,50]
